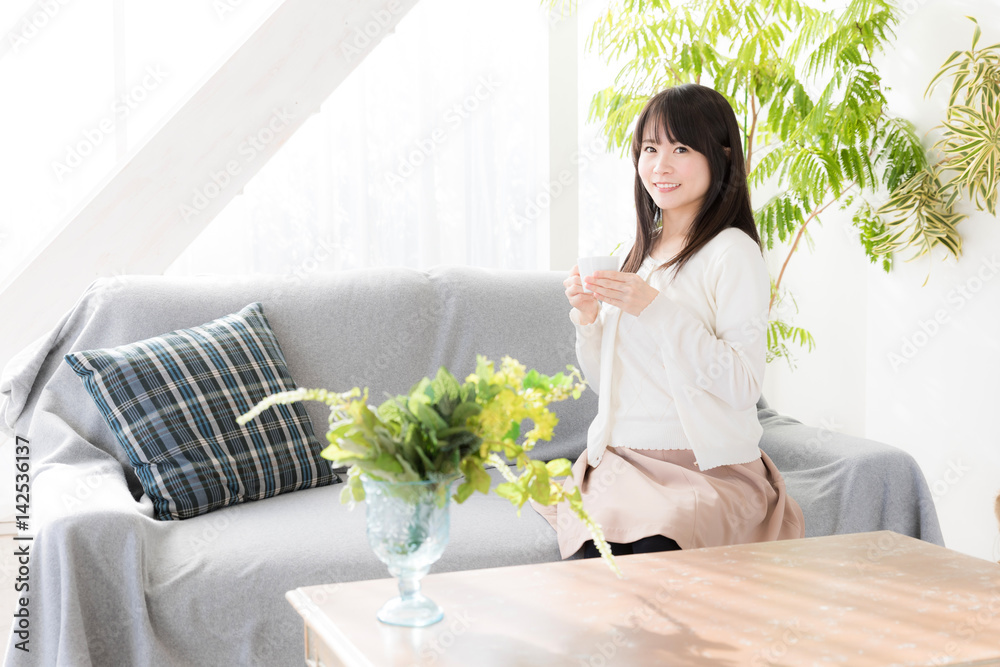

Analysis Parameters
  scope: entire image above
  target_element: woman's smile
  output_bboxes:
[652,181,681,192]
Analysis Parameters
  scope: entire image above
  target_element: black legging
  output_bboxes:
[582,534,681,558]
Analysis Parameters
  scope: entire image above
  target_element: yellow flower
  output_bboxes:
[498,356,526,384]
[472,408,505,441]
[525,409,558,441]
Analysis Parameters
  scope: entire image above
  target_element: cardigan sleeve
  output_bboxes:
[633,238,769,411]
[569,307,603,396]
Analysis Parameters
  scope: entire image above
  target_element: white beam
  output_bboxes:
[0,0,417,368]
[547,9,579,271]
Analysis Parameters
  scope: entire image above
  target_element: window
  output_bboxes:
[0,0,281,286]
[168,0,551,277]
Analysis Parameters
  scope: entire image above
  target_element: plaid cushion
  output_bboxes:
[64,302,339,520]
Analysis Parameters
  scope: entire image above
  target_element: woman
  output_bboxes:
[533,83,805,559]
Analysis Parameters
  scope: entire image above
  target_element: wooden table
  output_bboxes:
[286,531,1000,666]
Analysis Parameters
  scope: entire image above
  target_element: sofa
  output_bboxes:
[1,266,943,666]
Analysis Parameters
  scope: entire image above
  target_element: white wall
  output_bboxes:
[763,0,1000,562]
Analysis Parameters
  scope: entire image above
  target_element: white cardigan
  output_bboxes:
[571,227,770,471]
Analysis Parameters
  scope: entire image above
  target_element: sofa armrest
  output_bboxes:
[757,406,944,546]
[8,448,155,666]
[31,458,148,528]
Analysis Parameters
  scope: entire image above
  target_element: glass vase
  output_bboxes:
[361,477,454,627]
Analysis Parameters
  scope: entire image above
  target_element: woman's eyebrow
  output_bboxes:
[643,137,682,146]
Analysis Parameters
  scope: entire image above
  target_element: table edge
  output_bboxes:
[286,589,376,667]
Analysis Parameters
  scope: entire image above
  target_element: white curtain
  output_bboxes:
[168,0,552,277]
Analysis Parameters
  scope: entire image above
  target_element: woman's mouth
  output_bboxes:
[653,182,680,193]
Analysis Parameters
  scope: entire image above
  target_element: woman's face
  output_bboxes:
[637,120,712,224]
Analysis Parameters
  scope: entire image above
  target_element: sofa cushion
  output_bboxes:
[63,302,339,520]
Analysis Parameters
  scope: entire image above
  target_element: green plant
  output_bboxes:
[238,355,622,577]
[548,1,999,362]
[871,16,1000,276]
[933,18,1000,215]
[766,284,815,369]
[564,0,919,368]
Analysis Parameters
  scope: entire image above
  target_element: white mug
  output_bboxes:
[577,256,620,293]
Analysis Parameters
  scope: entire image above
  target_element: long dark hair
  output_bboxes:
[620,83,761,278]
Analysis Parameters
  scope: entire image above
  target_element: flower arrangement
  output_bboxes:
[237,355,620,576]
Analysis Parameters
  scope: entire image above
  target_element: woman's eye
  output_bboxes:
[644,146,656,153]
[675,146,688,154]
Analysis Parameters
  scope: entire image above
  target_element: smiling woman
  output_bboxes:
[535,84,805,561]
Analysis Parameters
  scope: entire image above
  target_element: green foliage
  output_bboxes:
[845,196,893,272]
[766,320,817,371]
[927,17,1000,215]
[555,0,919,366]
[766,280,816,371]
[545,0,998,367]
[871,167,966,285]
[869,16,1000,280]
[238,355,622,577]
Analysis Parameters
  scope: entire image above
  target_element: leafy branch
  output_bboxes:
[238,355,622,577]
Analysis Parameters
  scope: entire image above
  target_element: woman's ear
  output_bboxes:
[724,146,731,157]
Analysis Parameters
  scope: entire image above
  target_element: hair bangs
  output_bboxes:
[636,90,710,156]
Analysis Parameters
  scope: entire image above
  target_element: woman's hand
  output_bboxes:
[585,270,659,317]
[565,265,600,325]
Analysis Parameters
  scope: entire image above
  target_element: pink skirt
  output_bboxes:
[530,446,806,559]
